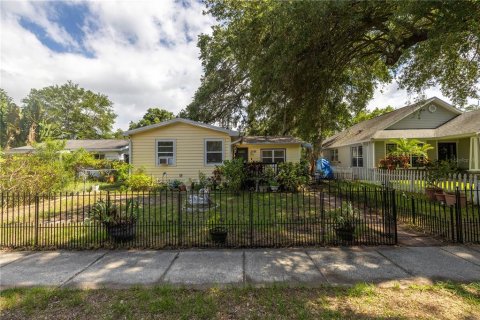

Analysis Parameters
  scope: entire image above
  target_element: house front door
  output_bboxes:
[235,147,249,162]
[438,142,457,161]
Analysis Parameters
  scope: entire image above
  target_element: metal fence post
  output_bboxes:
[249,191,253,246]
[455,187,463,243]
[177,191,182,246]
[391,189,398,244]
[411,197,416,225]
[34,194,39,247]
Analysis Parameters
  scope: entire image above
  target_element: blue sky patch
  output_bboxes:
[19,2,95,58]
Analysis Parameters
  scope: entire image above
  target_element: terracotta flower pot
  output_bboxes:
[444,193,467,208]
[425,187,442,201]
[435,191,446,203]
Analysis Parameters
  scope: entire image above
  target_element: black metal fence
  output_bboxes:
[395,187,480,243]
[0,187,397,249]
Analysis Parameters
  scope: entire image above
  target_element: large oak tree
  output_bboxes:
[183,0,480,155]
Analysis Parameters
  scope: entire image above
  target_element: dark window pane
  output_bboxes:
[207,152,223,163]
[358,146,363,156]
[158,152,174,157]
[357,158,363,167]
[207,141,223,151]
[158,141,173,147]
[158,146,173,153]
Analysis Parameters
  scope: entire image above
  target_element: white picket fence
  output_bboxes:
[332,166,479,204]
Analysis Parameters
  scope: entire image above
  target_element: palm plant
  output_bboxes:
[388,138,433,158]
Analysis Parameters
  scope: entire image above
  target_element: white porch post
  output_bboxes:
[470,136,480,171]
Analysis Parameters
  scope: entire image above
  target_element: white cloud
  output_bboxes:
[1,0,215,130]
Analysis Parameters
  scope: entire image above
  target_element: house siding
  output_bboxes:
[386,103,458,130]
[130,122,232,182]
[374,141,385,168]
[236,143,302,163]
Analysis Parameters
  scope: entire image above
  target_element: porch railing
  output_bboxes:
[332,166,479,204]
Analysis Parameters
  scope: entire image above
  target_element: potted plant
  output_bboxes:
[332,202,358,241]
[90,195,139,242]
[168,179,183,191]
[424,161,444,201]
[270,179,280,192]
[207,214,228,243]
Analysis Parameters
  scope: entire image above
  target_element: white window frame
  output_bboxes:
[261,149,286,163]
[351,145,363,167]
[156,139,176,166]
[331,149,338,162]
[205,138,224,166]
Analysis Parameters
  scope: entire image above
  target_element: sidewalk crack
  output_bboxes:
[375,249,414,276]
[157,252,179,284]
[59,251,109,288]
[439,247,480,267]
[304,250,330,284]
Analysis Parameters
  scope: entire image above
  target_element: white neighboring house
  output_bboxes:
[5,140,129,161]
[322,97,480,172]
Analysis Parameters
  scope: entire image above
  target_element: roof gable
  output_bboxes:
[322,97,462,148]
[123,118,239,137]
[385,100,461,130]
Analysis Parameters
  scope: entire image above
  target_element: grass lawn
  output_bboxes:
[1,283,479,319]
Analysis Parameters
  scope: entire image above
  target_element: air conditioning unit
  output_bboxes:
[158,157,174,165]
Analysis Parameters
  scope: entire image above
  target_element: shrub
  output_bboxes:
[218,159,245,193]
[126,170,154,191]
[276,161,309,191]
[112,161,132,182]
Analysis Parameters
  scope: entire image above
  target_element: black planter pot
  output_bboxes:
[105,221,136,242]
[335,226,355,242]
[209,227,228,243]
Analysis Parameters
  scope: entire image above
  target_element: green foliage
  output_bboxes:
[15,81,116,145]
[185,1,480,154]
[425,160,465,187]
[128,108,174,130]
[168,179,183,190]
[0,140,113,194]
[0,89,22,149]
[276,161,309,191]
[0,141,68,193]
[112,161,132,182]
[90,195,139,225]
[218,159,245,193]
[387,138,433,159]
[126,170,154,191]
[330,201,360,229]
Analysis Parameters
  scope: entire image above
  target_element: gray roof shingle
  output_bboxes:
[323,97,471,148]
[238,136,304,145]
[7,140,129,153]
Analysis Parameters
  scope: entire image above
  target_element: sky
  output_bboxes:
[0,0,454,131]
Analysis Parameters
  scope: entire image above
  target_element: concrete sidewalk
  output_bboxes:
[1,246,480,289]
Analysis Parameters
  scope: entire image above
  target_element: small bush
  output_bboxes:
[218,159,245,193]
[126,170,154,191]
[276,160,309,191]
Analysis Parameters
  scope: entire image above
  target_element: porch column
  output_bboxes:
[470,136,480,171]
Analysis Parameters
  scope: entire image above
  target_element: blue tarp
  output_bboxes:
[316,158,334,179]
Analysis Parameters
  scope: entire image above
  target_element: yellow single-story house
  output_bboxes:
[123,118,305,182]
